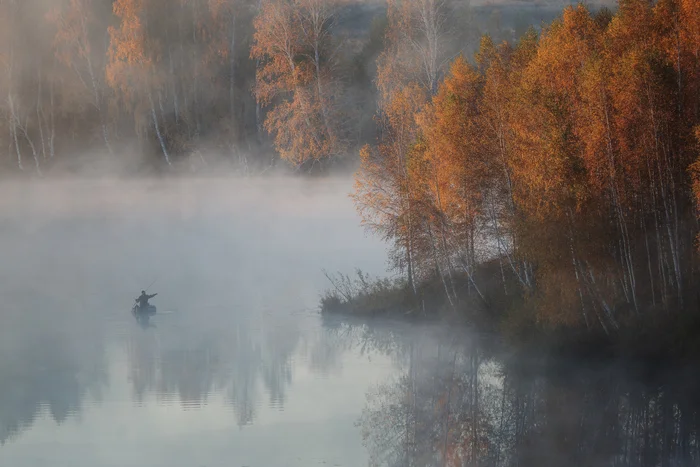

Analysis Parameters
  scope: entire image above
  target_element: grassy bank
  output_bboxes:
[320,263,700,361]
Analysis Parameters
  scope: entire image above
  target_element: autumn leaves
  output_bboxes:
[251,0,344,169]
[354,0,700,330]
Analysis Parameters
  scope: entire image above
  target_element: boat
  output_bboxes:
[132,302,157,317]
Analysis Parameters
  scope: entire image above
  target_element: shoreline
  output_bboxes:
[320,263,700,363]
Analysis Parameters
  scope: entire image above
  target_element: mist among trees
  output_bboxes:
[0,0,561,175]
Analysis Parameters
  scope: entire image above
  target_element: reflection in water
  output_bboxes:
[352,322,700,467]
[1,304,699,466]
[0,179,395,466]
[125,308,302,425]
[0,180,393,467]
[0,311,107,445]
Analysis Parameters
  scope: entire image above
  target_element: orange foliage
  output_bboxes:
[106,0,152,104]
[509,6,597,220]
[49,0,95,67]
[251,0,340,166]
[417,56,488,263]
[354,84,427,286]
[356,0,700,329]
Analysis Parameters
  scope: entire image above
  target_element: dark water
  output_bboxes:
[0,180,698,467]
[351,322,700,467]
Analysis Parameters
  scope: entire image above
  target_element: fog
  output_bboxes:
[0,177,392,464]
[0,176,387,308]
[0,176,699,467]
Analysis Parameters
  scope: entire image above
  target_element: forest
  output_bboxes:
[0,0,574,174]
[340,0,700,345]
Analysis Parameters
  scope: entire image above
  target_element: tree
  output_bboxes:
[477,33,538,293]
[358,0,457,295]
[251,0,342,169]
[49,0,113,155]
[0,0,46,174]
[106,0,171,165]
[377,0,454,103]
[353,84,427,295]
[416,56,489,303]
[207,0,243,140]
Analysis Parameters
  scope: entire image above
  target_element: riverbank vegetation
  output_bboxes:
[324,0,700,356]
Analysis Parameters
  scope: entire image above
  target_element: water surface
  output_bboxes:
[0,179,698,467]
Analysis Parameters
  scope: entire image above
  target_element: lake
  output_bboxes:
[0,178,698,467]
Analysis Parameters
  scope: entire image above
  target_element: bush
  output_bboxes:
[320,269,411,316]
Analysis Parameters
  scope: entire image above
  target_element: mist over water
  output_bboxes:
[0,177,699,467]
[0,177,390,465]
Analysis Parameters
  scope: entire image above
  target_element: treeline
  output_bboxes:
[353,0,700,333]
[0,0,262,173]
[0,0,348,173]
[0,0,503,174]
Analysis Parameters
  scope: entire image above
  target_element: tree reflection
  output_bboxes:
[353,322,700,467]
[0,312,107,445]
[359,335,495,467]
[125,308,302,424]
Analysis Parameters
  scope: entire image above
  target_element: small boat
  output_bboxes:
[132,302,157,317]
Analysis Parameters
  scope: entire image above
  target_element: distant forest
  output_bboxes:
[0,0,594,175]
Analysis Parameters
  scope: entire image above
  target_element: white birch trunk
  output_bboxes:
[149,90,171,166]
[8,93,22,170]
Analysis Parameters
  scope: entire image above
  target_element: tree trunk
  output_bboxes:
[149,90,171,166]
[36,67,47,160]
[230,12,236,127]
[168,43,180,123]
[9,93,22,171]
[18,120,41,175]
[49,76,55,159]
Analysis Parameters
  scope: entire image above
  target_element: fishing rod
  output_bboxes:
[144,277,159,292]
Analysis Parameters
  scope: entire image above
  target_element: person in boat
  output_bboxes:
[136,290,157,310]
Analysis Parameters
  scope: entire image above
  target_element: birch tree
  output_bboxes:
[251,0,342,169]
[353,85,427,295]
[49,0,113,154]
[106,0,171,165]
[377,0,454,102]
